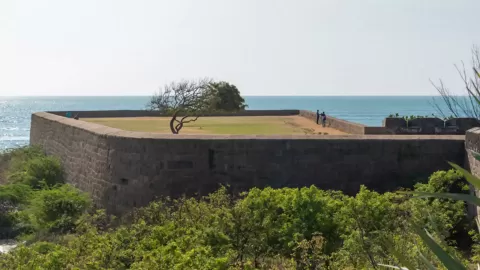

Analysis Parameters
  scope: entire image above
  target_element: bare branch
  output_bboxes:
[182,115,200,124]
[148,78,213,134]
[432,45,480,119]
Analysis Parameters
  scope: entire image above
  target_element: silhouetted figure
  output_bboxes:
[320,112,326,127]
[316,110,320,124]
[74,114,79,120]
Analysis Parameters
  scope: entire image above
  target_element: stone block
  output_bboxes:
[445,118,480,134]
[167,160,194,170]
[408,118,444,134]
[383,118,407,130]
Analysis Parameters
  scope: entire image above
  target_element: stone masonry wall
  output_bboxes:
[381,117,480,135]
[48,110,300,118]
[465,128,480,218]
[31,112,465,215]
[298,110,366,134]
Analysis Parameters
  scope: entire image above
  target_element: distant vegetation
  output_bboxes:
[0,146,479,269]
[147,79,248,134]
[387,113,454,121]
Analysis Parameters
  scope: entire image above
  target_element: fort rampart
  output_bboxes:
[30,111,465,214]
[379,117,480,135]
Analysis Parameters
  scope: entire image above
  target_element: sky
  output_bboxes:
[0,0,479,96]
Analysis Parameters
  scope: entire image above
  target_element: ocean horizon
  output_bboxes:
[0,95,457,150]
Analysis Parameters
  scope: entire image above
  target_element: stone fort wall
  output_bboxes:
[31,112,465,214]
[464,128,480,219]
[47,110,301,118]
[380,117,480,135]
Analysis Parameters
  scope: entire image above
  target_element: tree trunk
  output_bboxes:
[169,111,179,134]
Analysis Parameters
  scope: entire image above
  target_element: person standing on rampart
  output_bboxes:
[320,112,326,127]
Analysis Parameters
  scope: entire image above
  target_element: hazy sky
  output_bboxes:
[1,0,479,96]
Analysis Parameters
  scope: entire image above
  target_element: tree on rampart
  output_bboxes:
[206,81,248,112]
[147,78,214,134]
[148,79,248,134]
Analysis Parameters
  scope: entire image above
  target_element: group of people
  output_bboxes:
[316,110,327,127]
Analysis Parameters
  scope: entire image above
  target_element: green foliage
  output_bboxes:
[411,169,469,235]
[0,148,477,269]
[147,79,248,134]
[235,187,344,267]
[19,184,90,234]
[1,168,477,269]
[398,163,480,269]
[387,113,455,121]
[8,156,63,189]
[0,184,32,231]
[0,183,32,205]
[418,169,469,193]
[0,146,89,240]
[5,146,63,189]
[207,81,248,112]
[332,187,402,268]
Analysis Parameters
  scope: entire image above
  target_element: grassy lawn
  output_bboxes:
[83,116,347,135]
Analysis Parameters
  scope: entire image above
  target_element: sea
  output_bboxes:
[0,96,452,150]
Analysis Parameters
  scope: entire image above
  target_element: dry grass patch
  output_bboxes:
[83,116,347,135]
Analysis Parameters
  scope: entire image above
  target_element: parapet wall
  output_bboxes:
[31,112,465,215]
[381,117,480,135]
[464,128,480,219]
[48,110,300,118]
[298,110,366,134]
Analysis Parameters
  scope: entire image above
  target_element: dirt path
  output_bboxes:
[287,116,347,135]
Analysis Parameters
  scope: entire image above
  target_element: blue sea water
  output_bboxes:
[0,96,450,150]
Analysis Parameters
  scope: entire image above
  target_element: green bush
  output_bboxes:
[7,156,63,189]
[20,184,90,234]
[417,169,469,193]
[0,183,32,205]
[0,146,88,240]
[234,186,344,267]
[2,146,45,172]
[0,184,33,235]
[412,169,471,243]
[2,146,63,189]
[0,165,475,269]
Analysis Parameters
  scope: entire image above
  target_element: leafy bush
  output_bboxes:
[0,146,88,240]
[0,183,32,205]
[0,148,476,269]
[417,169,469,193]
[7,156,63,189]
[0,170,475,269]
[19,184,90,234]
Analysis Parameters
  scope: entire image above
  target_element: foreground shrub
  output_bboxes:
[19,184,90,234]
[0,146,88,240]
[7,155,63,189]
[0,174,474,269]
[0,152,475,269]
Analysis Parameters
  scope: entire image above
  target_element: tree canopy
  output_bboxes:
[147,78,214,134]
[206,81,248,112]
[147,79,248,134]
